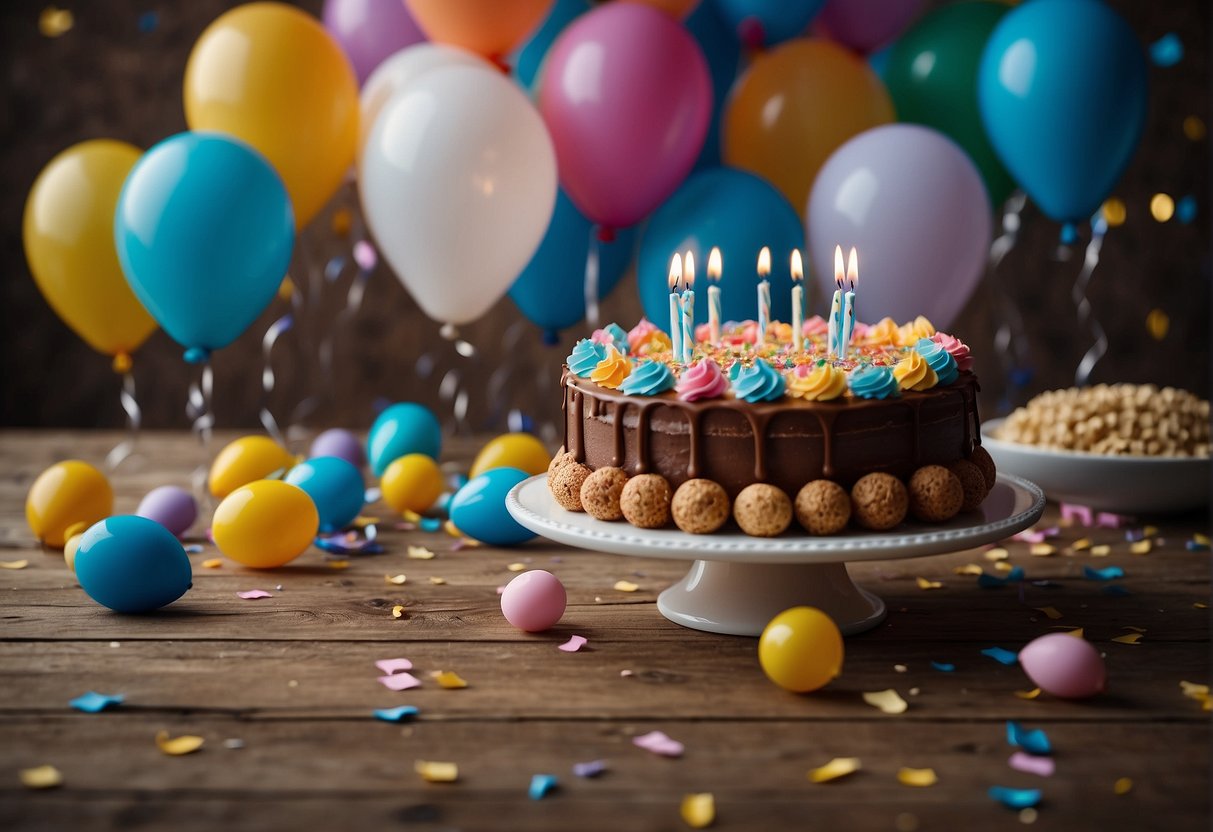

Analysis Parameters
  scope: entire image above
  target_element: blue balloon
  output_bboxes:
[686,0,742,171]
[368,402,442,476]
[285,456,365,532]
[511,0,590,90]
[508,189,636,340]
[712,0,827,47]
[867,43,893,82]
[638,168,804,330]
[114,132,294,363]
[978,0,1147,226]
[450,467,536,547]
[75,516,192,613]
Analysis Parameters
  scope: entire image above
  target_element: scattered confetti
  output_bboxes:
[429,576,446,585]
[1072,538,1092,551]
[0,559,29,569]
[201,558,222,569]
[633,730,684,758]
[375,658,413,675]
[915,577,942,590]
[994,561,1015,573]
[391,605,405,619]
[614,580,640,593]
[1114,777,1133,795]
[236,590,272,600]
[39,6,74,37]
[1035,607,1063,620]
[1111,633,1143,645]
[573,759,607,778]
[930,662,955,673]
[529,773,559,800]
[989,786,1041,810]
[1060,503,1093,526]
[433,670,468,689]
[444,520,462,537]
[863,689,908,714]
[1009,751,1055,778]
[1143,525,1159,537]
[1095,512,1128,529]
[19,764,62,789]
[982,647,1019,666]
[1149,32,1183,67]
[979,567,1024,588]
[1029,544,1055,557]
[1007,721,1051,756]
[558,635,588,653]
[1063,628,1085,639]
[894,664,908,673]
[1012,530,1046,544]
[1184,115,1206,141]
[385,574,407,585]
[1130,540,1153,555]
[1122,626,1147,633]
[807,757,861,783]
[419,517,443,532]
[1083,565,1124,581]
[373,705,419,723]
[69,692,124,713]
[1014,688,1042,700]
[681,792,715,827]
[897,767,937,787]
[1194,602,1208,609]
[327,559,350,570]
[954,563,984,576]
[407,545,436,560]
[985,547,1010,561]
[1101,198,1126,227]
[378,673,421,691]
[507,562,526,572]
[183,544,204,554]
[156,730,204,756]
[1193,533,1210,546]
[1089,545,1111,557]
[415,760,458,783]
[353,239,377,271]
[1180,681,1210,701]
[1125,528,1145,543]
[1187,538,1210,552]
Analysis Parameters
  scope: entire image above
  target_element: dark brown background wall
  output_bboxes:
[2,0,1209,439]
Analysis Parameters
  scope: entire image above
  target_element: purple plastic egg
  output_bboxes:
[500,570,567,632]
[135,485,198,538]
[310,428,366,469]
[1018,632,1107,699]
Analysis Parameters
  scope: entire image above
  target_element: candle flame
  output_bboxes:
[668,253,682,291]
[790,249,803,283]
[847,247,858,290]
[707,247,722,282]
[833,245,844,289]
[683,250,695,288]
[757,246,770,278]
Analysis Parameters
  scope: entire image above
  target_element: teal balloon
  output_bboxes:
[75,515,192,613]
[285,456,365,532]
[450,467,536,546]
[638,168,804,330]
[884,1,1014,206]
[508,189,636,341]
[978,0,1147,224]
[686,0,741,170]
[712,0,827,47]
[368,402,442,476]
[512,0,589,90]
[114,132,294,362]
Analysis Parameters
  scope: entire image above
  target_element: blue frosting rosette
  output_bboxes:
[619,360,676,396]
[848,364,900,399]
[603,322,629,353]
[732,359,786,402]
[914,338,959,385]
[567,339,607,377]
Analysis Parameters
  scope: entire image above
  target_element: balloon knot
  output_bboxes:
[490,54,511,74]
[542,330,560,347]
[1060,223,1079,245]
[596,226,616,243]
[112,352,132,374]
[184,347,211,364]
[738,17,766,50]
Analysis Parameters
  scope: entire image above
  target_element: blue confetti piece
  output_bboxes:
[529,773,558,800]
[1007,721,1052,755]
[69,691,125,713]
[1186,539,1211,552]
[324,256,346,282]
[184,544,204,554]
[930,662,955,673]
[1176,195,1197,224]
[419,517,443,533]
[572,759,607,778]
[137,11,159,33]
[1149,33,1183,67]
[1009,367,1035,387]
[1102,584,1132,597]
[981,647,1019,666]
[372,705,419,723]
[1125,528,1145,542]
[1084,565,1125,581]
[977,566,1025,588]
[989,785,1042,810]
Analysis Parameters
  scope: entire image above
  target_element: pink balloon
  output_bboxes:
[806,124,991,329]
[323,0,426,85]
[538,3,712,230]
[816,0,923,54]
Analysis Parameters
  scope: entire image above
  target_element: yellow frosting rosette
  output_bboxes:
[896,315,936,347]
[590,345,631,389]
[635,329,672,356]
[786,362,847,401]
[893,350,938,391]
[864,317,900,346]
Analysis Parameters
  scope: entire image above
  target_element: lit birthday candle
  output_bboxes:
[756,246,771,343]
[827,245,843,358]
[681,250,696,363]
[790,249,804,353]
[707,247,722,345]
[840,247,858,358]
[668,254,683,365]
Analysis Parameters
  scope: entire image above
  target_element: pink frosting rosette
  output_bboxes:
[676,359,729,402]
[801,315,829,337]
[627,318,660,352]
[590,328,614,346]
[931,332,973,373]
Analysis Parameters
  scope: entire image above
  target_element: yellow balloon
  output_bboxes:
[26,461,113,548]
[723,39,894,216]
[469,433,551,480]
[381,454,445,515]
[758,606,844,693]
[208,436,296,499]
[23,140,157,368]
[213,480,319,568]
[64,533,83,573]
[184,2,359,228]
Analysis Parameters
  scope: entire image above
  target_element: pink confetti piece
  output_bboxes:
[378,672,421,691]
[558,635,588,653]
[375,658,413,675]
[236,590,272,600]
[495,586,507,595]
[1009,751,1055,778]
[353,240,377,271]
[1012,530,1046,544]
[1060,503,1093,525]
[1096,511,1130,528]
[633,730,684,758]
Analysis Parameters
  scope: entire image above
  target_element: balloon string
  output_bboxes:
[988,191,1031,411]
[584,226,602,328]
[1073,213,1109,387]
[186,361,215,501]
[259,312,294,444]
[105,371,142,471]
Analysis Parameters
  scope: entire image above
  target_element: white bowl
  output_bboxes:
[981,418,1210,514]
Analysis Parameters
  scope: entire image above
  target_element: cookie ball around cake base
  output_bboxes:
[620,474,672,529]
[580,467,629,521]
[795,480,851,535]
[734,484,793,537]
[908,465,964,522]
[968,445,997,493]
[851,473,909,531]
[671,479,730,534]
[549,462,591,511]
[948,460,987,512]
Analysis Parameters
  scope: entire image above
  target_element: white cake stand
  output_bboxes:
[506,474,1045,637]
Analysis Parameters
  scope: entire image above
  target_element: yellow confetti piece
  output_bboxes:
[327,560,350,570]
[155,730,204,756]
[614,580,640,592]
[1114,777,1133,796]
[39,6,74,37]
[407,546,436,560]
[1122,626,1147,633]
[401,510,422,523]
[19,764,62,789]
[391,605,405,619]
[433,671,467,689]
[1029,544,1055,557]
[862,689,908,715]
[0,559,29,569]
[897,767,937,787]
[1072,538,1092,551]
[353,516,380,528]
[385,574,408,585]
[201,558,222,569]
[1090,545,1111,557]
[1055,627,1084,639]
[429,576,446,585]
[954,563,984,576]
[1111,633,1143,645]
[1015,688,1043,700]
[415,760,458,783]
[681,792,715,828]
[330,207,352,237]
[994,560,1015,573]
[984,547,1009,561]
[1184,115,1206,141]
[1035,606,1063,620]
[1179,681,1209,699]
[1143,525,1159,537]
[1151,193,1175,222]
[277,276,295,301]
[1195,602,1209,609]
[1130,540,1153,555]
[915,577,942,590]
[507,563,526,572]
[807,757,861,783]
[1101,197,1126,227]
[1194,533,1210,546]
[444,520,463,538]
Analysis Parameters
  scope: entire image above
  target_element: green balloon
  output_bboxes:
[885,1,1015,207]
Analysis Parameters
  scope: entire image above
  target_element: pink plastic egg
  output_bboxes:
[1018,632,1107,699]
[500,570,567,632]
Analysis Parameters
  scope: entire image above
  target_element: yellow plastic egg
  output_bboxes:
[212,480,319,568]
[63,533,83,573]
[758,606,844,693]
[25,460,113,548]
[381,453,444,514]
[208,436,296,499]
[468,433,551,479]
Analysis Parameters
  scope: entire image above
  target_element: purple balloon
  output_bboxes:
[310,428,367,470]
[323,0,426,85]
[806,124,991,329]
[538,3,712,230]
[816,0,923,54]
[135,486,198,538]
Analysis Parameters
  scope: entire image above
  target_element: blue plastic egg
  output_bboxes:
[449,467,536,547]
[284,456,365,532]
[368,402,442,476]
[74,515,192,613]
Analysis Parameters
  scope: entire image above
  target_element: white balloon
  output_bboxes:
[359,44,489,157]
[359,65,558,326]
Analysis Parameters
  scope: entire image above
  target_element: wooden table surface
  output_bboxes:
[1,431,1209,831]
